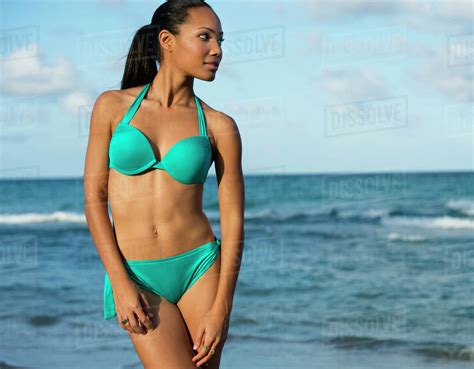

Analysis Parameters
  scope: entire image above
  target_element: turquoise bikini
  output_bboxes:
[108,82,212,183]
[103,83,220,320]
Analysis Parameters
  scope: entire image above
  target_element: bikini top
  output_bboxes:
[108,82,212,184]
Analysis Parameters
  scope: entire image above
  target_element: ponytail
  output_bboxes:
[120,24,160,90]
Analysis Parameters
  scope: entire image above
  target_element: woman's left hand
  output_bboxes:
[191,306,230,367]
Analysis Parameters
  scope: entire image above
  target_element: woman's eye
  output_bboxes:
[199,34,225,45]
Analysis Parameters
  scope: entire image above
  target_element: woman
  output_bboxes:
[83,1,244,368]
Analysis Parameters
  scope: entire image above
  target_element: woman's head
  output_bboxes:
[121,0,223,89]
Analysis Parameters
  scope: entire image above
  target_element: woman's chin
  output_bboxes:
[206,73,217,81]
[197,72,217,82]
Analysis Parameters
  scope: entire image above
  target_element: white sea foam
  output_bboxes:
[447,199,474,216]
[0,211,86,224]
[383,215,474,230]
[387,232,427,242]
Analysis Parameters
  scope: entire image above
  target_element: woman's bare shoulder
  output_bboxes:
[97,85,144,109]
[199,99,238,133]
[94,85,145,133]
[198,100,237,151]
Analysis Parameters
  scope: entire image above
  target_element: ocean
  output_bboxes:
[0,172,473,369]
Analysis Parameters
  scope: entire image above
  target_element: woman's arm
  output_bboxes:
[83,92,130,287]
[211,113,245,315]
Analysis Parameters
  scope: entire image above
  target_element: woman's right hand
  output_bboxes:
[112,278,154,334]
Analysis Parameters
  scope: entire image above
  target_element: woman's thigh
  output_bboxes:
[128,287,197,369]
[177,252,224,369]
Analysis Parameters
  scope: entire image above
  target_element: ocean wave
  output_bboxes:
[382,215,474,230]
[325,334,404,349]
[387,232,427,242]
[326,335,474,361]
[229,332,318,344]
[447,199,474,217]
[239,208,331,222]
[0,361,30,369]
[0,207,324,225]
[362,209,390,218]
[415,343,474,361]
[0,211,86,224]
[240,207,389,223]
[28,314,61,327]
[1,206,473,230]
[229,332,474,362]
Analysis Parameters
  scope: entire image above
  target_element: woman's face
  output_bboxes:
[162,7,224,81]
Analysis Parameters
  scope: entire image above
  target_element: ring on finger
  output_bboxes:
[121,317,129,324]
[210,348,215,355]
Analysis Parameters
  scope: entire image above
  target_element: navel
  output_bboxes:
[152,224,159,237]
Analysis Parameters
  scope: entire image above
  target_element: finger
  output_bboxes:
[134,304,152,332]
[192,330,206,362]
[123,318,134,334]
[116,309,123,328]
[193,325,205,352]
[195,338,217,367]
[118,312,133,334]
[192,334,207,362]
[127,309,143,334]
[192,336,213,364]
[138,293,154,330]
[116,308,129,332]
[208,340,220,356]
[139,292,154,319]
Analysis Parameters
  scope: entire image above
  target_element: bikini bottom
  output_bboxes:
[103,237,221,320]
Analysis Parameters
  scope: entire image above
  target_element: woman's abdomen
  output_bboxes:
[108,182,215,260]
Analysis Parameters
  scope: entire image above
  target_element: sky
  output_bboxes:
[0,0,473,179]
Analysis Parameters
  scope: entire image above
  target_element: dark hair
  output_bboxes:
[120,0,213,90]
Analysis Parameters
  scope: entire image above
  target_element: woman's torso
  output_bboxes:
[107,85,217,261]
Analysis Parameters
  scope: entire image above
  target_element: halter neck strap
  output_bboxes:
[121,83,208,138]
[121,83,151,125]
[195,96,208,137]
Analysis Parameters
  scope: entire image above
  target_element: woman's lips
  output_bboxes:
[204,62,219,71]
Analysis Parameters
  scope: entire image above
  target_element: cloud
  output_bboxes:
[302,0,404,20]
[320,67,389,101]
[290,0,474,32]
[0,42,97,118]
[0,43,77,96]
[414,49,473,102]
[435,1,474,22]
[60,90,94,117]
[293,1,472,103]
[301,0,472,19]
[403,1,474,32]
